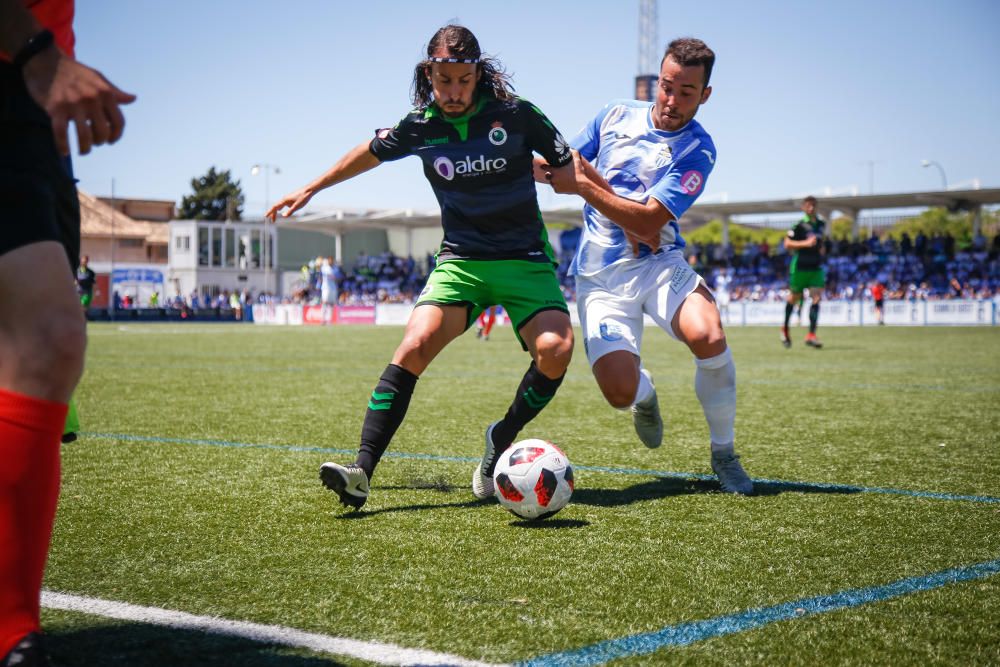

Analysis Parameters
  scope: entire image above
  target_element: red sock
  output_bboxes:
[483,310,496,336]
[0,389,66,657]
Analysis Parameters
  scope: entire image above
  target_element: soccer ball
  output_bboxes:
[492,439,574,520]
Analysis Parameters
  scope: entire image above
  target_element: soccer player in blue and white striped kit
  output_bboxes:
[539,38,752,493]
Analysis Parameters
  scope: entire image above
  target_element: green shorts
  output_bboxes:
[80,293,93,307]
[789,269,826,293]
[416,259,569,349]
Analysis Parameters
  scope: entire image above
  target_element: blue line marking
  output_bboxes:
[78,432,1000,505]
[518,558,1000,666]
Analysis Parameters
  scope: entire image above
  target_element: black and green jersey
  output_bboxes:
[369,95,573,264]
[788,216,826,271]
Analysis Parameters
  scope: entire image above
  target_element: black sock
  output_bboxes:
[490,362,564,471]
[784,302,794,328]
[809,303,820,333]
[355,364,418,480]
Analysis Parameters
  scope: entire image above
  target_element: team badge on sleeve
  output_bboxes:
[681,170,704,195]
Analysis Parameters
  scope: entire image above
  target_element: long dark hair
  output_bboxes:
[410,25,514,109]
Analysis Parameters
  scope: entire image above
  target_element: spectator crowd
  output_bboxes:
[103,229,1000,318]
[686,230,1000,303]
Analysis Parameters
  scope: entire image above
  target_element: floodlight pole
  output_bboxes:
[921,160,948,190]
[856,159,883,195]
[110,178,115,321]
[252,163,281,301]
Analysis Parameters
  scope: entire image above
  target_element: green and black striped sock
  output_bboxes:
[489,361,564,471]
[356,363,418,480]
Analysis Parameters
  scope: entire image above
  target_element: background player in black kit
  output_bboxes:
[782,196,827,348]
[268,25,576,510]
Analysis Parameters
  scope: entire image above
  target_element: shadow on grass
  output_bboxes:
[331,474,863,518]
[46,621,343,666]
[335,497,489,519]
[509,518,590,529]
[572,475,861,507]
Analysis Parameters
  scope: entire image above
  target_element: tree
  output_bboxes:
[828,217,855,241]
[179,167,244,221]
[685,219,787,253]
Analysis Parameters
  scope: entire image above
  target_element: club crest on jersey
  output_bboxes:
[656,145,673,168]
[680,170,704,195]
[434,156,455,181]
[488,122,507,146]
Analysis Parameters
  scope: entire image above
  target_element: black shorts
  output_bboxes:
[874,299,884,308]
[0,62,80,270]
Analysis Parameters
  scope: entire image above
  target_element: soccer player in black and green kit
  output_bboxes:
[782,195,826,348]
[267,25,575,510]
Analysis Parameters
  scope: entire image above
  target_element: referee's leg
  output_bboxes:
[0,240,86,658]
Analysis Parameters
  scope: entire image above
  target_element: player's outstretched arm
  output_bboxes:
[542,151,661,255]
[2,0,136,155]
[534,155,613,194]
[549,149,670,238]
[266,141,380,222]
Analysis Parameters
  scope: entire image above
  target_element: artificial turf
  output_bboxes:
[41,323,1000,665]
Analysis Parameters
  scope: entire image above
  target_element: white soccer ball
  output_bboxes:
[492,439,574,520]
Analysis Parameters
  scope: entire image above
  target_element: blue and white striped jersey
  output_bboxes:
[569,99,716,276]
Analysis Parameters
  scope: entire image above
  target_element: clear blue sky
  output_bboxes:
[73,0,1000,217]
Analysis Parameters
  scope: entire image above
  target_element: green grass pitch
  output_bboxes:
[42,323,1000,665]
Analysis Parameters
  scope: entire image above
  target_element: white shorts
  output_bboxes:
[576,252,705,367]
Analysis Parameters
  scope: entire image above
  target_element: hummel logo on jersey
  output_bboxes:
[701,149,715,164]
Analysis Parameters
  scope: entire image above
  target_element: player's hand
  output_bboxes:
[542,159,577,195]
[624,228,661,257]
[532,157,552,184]
[573,149,613,193]
[266,187,314,222]
[21,47,136,156]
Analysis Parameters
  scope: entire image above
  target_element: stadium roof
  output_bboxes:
[80,190,170,243]
[684,187,1000,220]
[260,186,1000,235]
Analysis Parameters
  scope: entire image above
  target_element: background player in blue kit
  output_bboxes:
[540,38,752,494]
[268,25,576,510]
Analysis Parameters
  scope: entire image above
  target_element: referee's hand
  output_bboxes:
[22,46,136,156]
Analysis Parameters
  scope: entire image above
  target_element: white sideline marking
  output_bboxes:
[43,591,506,667]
